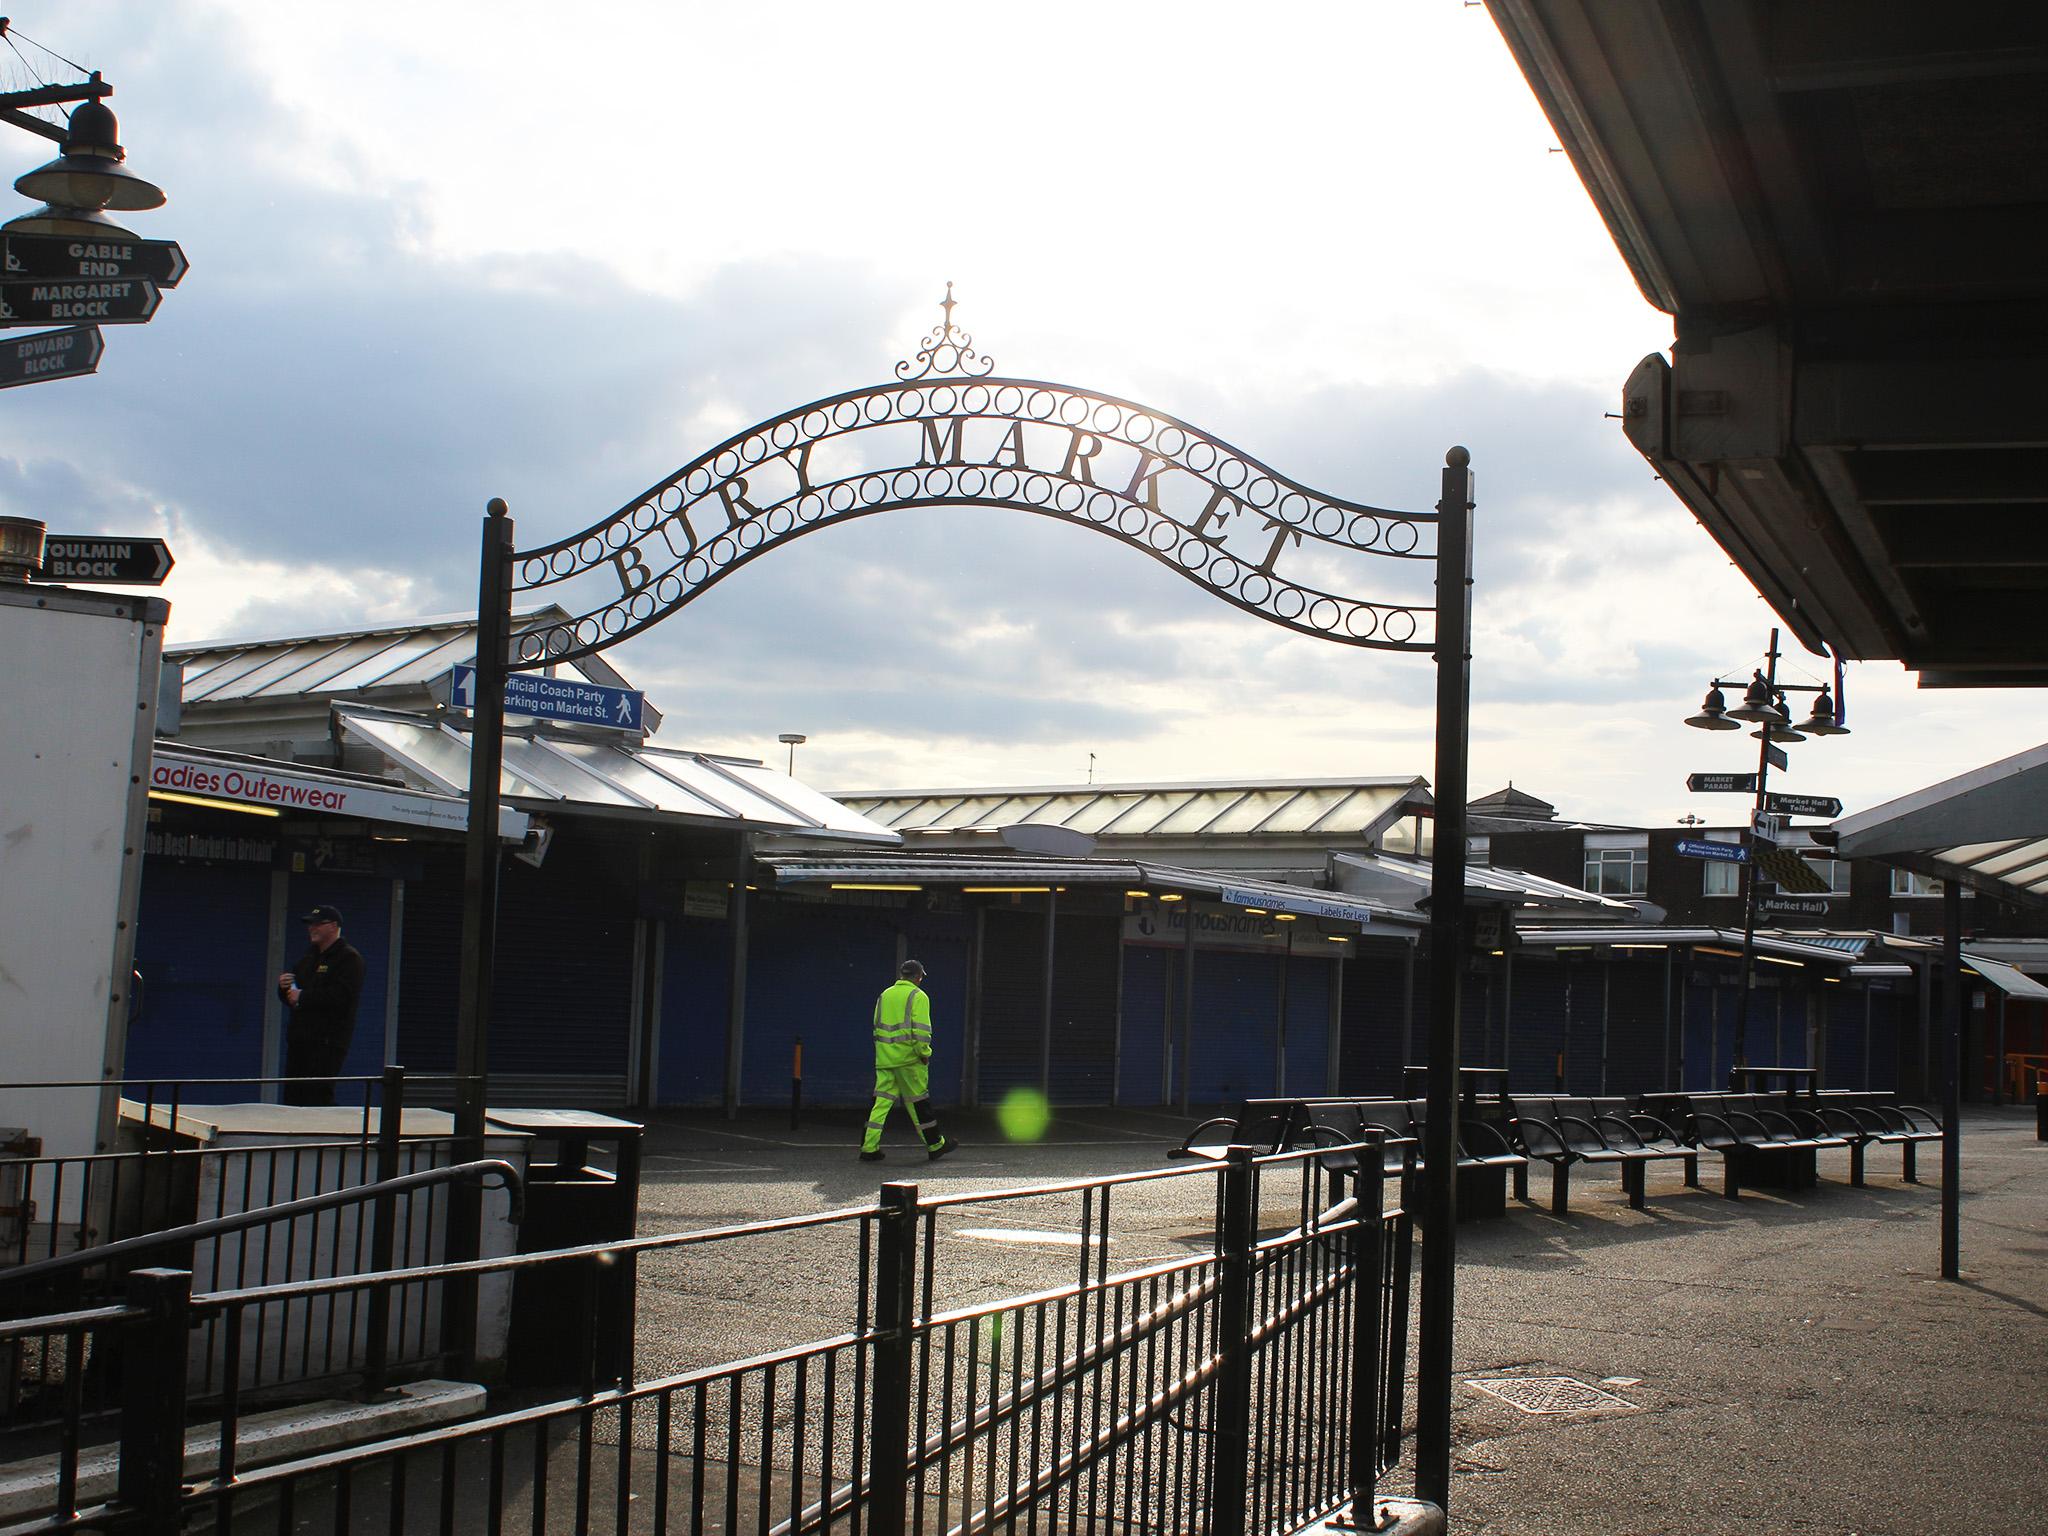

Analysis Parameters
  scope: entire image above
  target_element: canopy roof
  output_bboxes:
[337,704,896,843]
[756,852,1420,934]
[168,607,664,731]
[1827,742,2048,909]
[835,777,1433,847]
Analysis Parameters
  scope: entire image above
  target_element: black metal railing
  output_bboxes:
[0,1132,1408,1536]
[1,1069,480,1431]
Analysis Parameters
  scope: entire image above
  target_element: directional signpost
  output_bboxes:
[1759,895,1831,919]
[1766,791,1844,819]
[451,663,645,732]
[1,233,187,287]
[31,535,174,585]
[0,325,101,389]
[0,278,159,327]
[1687,771,1757,794]
[1677,838,1747,863]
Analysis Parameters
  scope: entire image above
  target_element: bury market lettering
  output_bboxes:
[604,406,1327,607]
[152,760,350,811]
[611,440,821,596]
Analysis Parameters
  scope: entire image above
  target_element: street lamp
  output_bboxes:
[777,732,807,775]
[1,73,165,236]
[1683,627,1849,1086]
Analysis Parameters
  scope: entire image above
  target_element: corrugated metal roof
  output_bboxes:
[836,777,1432,841]
[167,607,655,722]
[756,852,1421,931]
[336,705,898,843]
[1829,743,2048,909]
[1350,851,1632,912]
[1962,954,2048,1001]
[1516,927,1855,964]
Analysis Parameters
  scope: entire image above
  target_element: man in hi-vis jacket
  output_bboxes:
[859,959,957,1163]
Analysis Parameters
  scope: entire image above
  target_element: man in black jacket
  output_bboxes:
[277,904,365,1106]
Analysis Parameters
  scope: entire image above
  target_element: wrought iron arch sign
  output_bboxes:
[502,310,1439,668]
[451,287,1475,1510]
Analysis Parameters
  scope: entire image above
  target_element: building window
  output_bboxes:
[1466,835,1491,867]
[1891,867,1944,897]
[1583,843,1647,897]
[1770,833,1851,896]
[1702,831,1741,896]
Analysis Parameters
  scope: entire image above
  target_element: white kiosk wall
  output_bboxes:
[0,583,166,1165]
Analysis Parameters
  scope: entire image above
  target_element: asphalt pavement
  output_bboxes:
[625,1102,2048,1535]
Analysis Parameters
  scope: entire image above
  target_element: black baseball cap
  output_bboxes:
[300,904,343,925]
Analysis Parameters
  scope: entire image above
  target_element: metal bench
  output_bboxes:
[1507,1096,1695,1213]
[1806,1091,1943,1184]
[1679,1092,1848,1196]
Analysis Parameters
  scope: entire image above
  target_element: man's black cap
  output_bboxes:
[300,904,343,925]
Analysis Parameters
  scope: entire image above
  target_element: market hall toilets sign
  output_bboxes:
[452,287,1478,1509]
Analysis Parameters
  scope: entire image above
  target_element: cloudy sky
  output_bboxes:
[3,2,2037,827]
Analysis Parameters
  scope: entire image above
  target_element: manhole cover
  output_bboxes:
[1464,1376,1638,1414]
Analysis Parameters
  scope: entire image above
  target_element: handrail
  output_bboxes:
[0,1158,525,1290]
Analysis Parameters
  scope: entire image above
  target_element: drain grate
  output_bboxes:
[1464,1375,1638,1414]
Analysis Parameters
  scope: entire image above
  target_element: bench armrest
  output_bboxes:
[1511,1117,1569,1158]
[1171,1116,1240,1159]
[1627,1111,1688,1144]
[1557,1113,1618,1151]
[1688,1110,1743,1147]
[1460,1119,1523,1159]
[1595,1113,1648,1150]
[1893,1103,1943,1135]
[1722,1110,1778,1142]
[1749,1108,1802,1136]
[1813,1106,1868,1137]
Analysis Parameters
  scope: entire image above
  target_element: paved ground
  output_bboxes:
[620,1102,2046,1535]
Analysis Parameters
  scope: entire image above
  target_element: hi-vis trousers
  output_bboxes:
[862,1062,940,1153]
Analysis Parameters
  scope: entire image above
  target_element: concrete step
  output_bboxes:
[0,1377,484,1522]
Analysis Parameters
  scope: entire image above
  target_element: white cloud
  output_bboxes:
[2,2,2038,836]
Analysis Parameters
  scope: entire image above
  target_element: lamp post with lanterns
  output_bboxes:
[1683,627,1849,1084]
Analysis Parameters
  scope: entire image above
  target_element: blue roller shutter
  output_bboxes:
[1280,956,1330,1098]
[396,851,462,1074]
[129,861,272,1093]
[741,903,895,1106]
[1118,947,1171,1105]
[1338,950,1409,1097]
[660,913,728,1106]
[1605,961,1669,1092]
[1187,950,1278,1105]
[489,848,633,1099]
[1507,957,1566,1095]
[976,909,1047,1103]
[1048,915,1118,1106]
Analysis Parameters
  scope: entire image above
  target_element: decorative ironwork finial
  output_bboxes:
[896,280,995,382]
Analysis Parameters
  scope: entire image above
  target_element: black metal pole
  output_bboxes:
[1039,888,1057,1096]
[1731,628,1780,1087]
[722,832,751,1118]
[1415,446,1473,1513]
[449,500,513,1352]
[1941,882,1962,1279]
